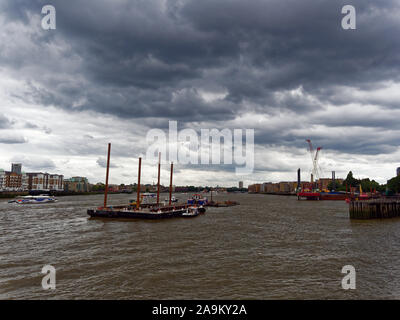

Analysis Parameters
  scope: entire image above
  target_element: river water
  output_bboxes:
[1,193,400,299]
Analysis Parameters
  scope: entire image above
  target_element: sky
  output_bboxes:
[0,0,400,186]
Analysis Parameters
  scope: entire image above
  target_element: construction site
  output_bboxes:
[248,139,343,196]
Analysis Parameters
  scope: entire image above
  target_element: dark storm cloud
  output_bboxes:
[1,0,400,156]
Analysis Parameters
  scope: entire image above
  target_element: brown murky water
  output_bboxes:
[1,193,400,299]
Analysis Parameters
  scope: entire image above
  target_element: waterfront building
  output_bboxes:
[249,180,315,194]
[1,171,28,191]
[64,177,89,192]
[317,178,344,191]
[265,183,274,193]
[0,164,28,191]
[261,182,268,193]
[0,163,63,192]
[27,173,64,191]
[5,172,22,191]
[288,182,298,193]
[278,182,290,193]
[249,184,261,193]
[0,169,5,190]
[108,184,119,192]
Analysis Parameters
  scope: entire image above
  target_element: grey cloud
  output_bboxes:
[0,135,27,144]
[0,115,12,129]
[96,157,119,168]
[11,156,56,170]
[24,121,39,129]
[1,0,400,161]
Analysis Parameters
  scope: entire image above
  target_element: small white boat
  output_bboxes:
[181,207,199,217]
[164,196,178,203]
[15,195,57,204]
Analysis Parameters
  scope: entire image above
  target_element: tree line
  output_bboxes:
[328,171,400,194]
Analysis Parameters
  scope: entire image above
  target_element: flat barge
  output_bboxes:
[88,146,204,220]
[206,200,240,207]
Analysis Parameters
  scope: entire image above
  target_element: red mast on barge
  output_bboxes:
[169,162,173,206]
[103,143,111,208]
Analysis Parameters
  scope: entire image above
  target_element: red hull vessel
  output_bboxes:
[297,192,356,201]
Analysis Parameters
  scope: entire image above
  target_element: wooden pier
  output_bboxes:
[349,198,400,219]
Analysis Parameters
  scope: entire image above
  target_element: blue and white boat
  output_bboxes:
[187,194,208,206]
[15,195,57,204]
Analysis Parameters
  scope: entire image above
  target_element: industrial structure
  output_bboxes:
[306,139,322,182]
[248,140,344,197]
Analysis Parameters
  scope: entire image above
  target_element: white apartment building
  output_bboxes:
[27,173,64,191]
[0,169,5,191]
[0,170,28,192]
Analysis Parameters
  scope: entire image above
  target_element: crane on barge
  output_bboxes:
[297,139,323,200]
[306,139,322,182]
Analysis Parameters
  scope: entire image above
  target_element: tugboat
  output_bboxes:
[188,194,208,206]
[187,194,208,213]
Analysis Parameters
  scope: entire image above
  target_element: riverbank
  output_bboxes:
[248,192,296,196]
[0,191,132,199]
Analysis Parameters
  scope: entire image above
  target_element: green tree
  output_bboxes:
[91,183,105,191]
[344,171,359,187]
[387,175,400,193]
[327,181,346,191]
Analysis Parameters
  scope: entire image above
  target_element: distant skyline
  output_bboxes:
[1,1,400,186]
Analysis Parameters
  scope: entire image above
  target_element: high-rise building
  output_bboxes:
[11,163,22,175]
[397,167,400,176]
[239,181,244,189]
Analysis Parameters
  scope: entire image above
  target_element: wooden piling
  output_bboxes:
[349,198,400,220]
